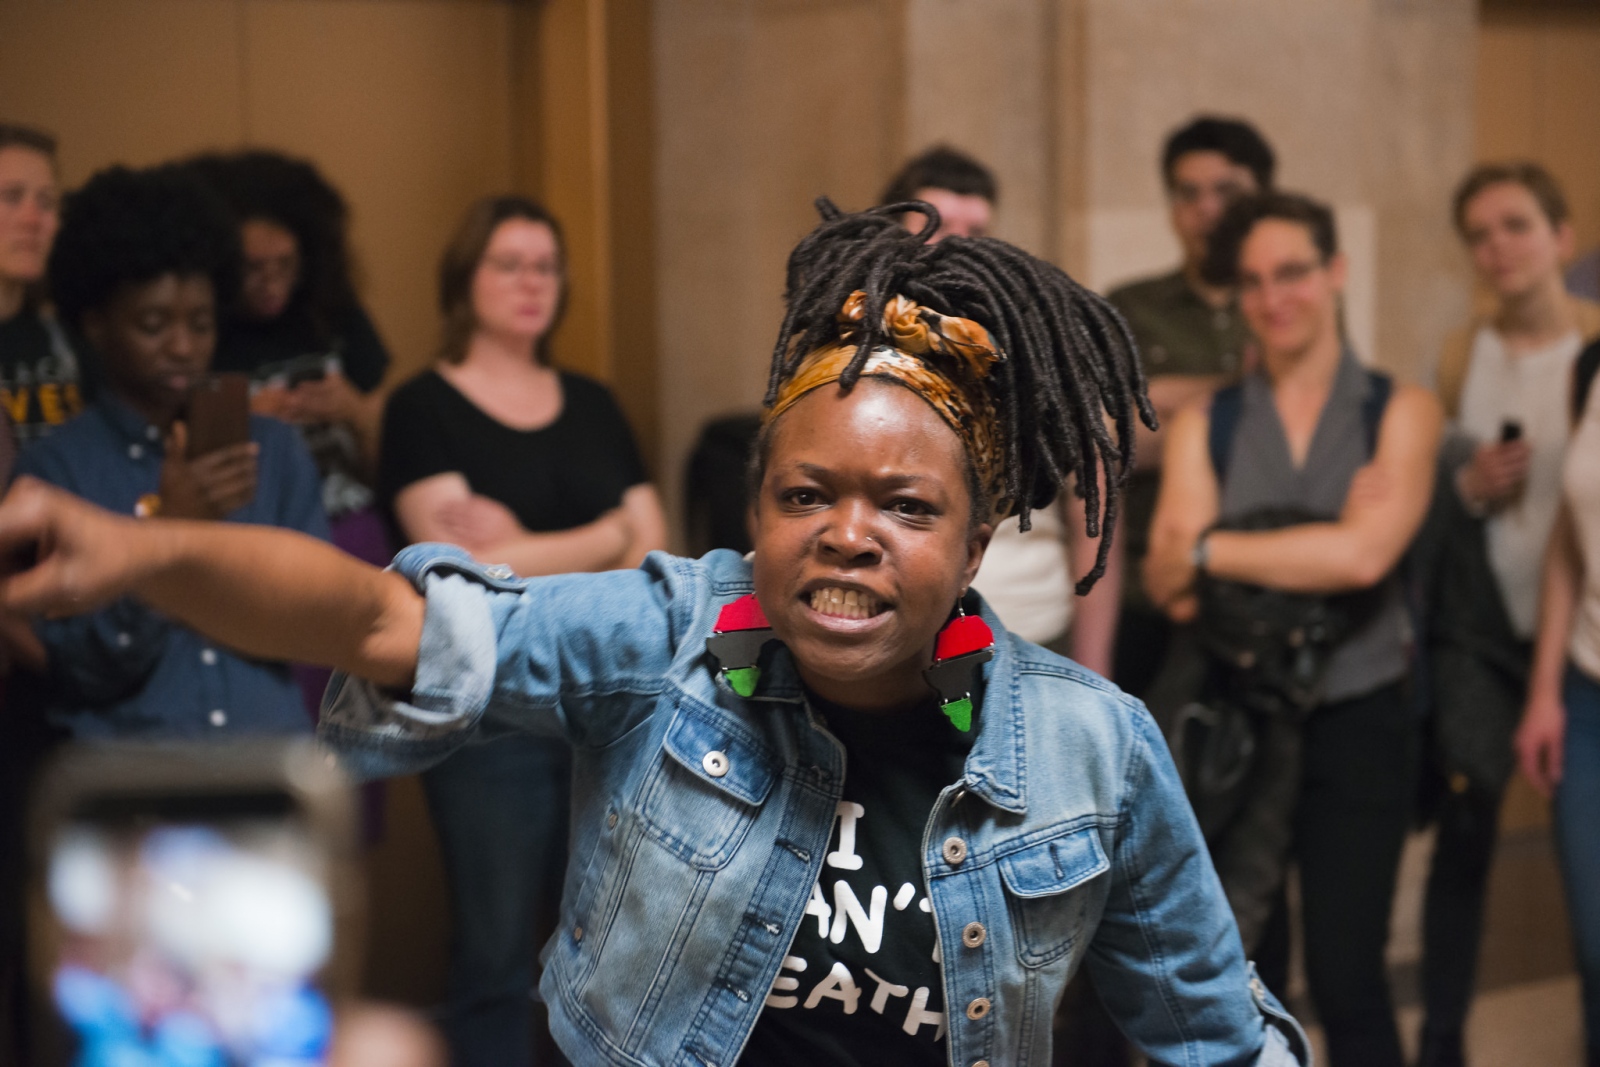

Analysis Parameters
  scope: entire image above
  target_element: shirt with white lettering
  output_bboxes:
[739,695,973,1066]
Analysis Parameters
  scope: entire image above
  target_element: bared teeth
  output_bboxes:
[808,586,881,619]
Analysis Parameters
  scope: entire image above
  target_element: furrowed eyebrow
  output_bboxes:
[790,462,932,489]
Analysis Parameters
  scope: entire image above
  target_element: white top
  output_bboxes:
[972,504,1074,645]
[1565,379,1600,679]
[1457,326,1582,638]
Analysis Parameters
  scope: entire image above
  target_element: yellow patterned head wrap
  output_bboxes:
[764,290,1008,519]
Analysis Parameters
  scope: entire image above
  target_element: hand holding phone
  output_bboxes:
[160,421,259,520]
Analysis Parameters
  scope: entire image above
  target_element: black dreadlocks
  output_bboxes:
[764,198,1156,593]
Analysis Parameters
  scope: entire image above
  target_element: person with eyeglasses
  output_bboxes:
[1144,192,1443,1067]
[181,151,394,567]
[375,195,667,1067]
[1106,116,1274,700]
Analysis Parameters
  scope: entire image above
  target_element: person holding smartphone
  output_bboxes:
[12,163,327,740]
[184,150,391,565]
[1417,162,1600,1067]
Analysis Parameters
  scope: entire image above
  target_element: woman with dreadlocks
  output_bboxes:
[0,200,1306,1065]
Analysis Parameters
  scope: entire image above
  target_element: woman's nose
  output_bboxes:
[818,499,882,564]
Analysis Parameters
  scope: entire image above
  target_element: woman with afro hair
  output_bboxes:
[183,149,391,564]
[0,198,1307,1065]
[14,162,327,740]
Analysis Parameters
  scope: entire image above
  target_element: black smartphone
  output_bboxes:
[28,741,361,1066]
[185,374,253,459]
[255,354,341,390]
[1500,419,1524,444]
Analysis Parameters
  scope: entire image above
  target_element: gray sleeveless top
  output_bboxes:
[1218,350,1409,703]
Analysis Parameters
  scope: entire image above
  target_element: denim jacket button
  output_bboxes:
[972,1061,991,1067]
[962,921,986,948]
[573,925,584,943]
[965,997,991,1020]
[703,750,730,778]
[942,836,968,866]
[607,812,619,829]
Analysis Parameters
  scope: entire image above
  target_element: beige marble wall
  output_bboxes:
[1077,0,1475,376]
[653,0,907,539]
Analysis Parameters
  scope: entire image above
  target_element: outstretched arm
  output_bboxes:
[0,478,422,689]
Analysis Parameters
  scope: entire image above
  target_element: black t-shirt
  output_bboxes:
[739,696,975,1067]
[0,304,94,445]
[377,369,647,536]
[214,302,390,392]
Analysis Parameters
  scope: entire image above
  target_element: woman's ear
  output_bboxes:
[1327,251,1349,293]
[1558,221,1578,265]
[962,521,994,589]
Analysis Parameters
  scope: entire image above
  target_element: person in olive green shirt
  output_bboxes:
[1107,115,1275,695]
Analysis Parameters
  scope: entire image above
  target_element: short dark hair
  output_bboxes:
[1452,161,1570,235]
[436,195,565,364]
[881,146,998,207]
[48,164,240,329]
[1162,116,1275,191]
[0,122,57,159]
[1201,191,1337,287]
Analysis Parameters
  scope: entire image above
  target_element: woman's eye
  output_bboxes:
[889,498,933,517]
[783,488,821,507]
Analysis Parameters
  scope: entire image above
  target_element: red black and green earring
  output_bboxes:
[923,598,994,732]
[706,594,775,697]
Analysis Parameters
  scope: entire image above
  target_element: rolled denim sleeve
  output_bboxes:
[1085,703,1312,1066]
[320,544,686,780]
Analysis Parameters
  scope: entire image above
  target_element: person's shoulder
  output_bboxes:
[384,368,449,411]
[1106,269,1185,309]
[1005,635,1153,757]
[558,370,622,406]
[14,407,110,484]
[248,412,305,449]
[1378,379,1445,447]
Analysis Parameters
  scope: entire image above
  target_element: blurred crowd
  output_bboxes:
[2,110,1599,1067]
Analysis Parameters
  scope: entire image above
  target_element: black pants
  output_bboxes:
[1111,603,1171,701]
[1420,641,1527,1046]
[1259,681,1418,1067]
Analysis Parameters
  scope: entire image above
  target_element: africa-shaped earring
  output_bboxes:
[922,594,994,732]
[706,594,775,697]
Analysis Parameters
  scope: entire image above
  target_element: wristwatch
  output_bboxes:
[1191,530,1212,575]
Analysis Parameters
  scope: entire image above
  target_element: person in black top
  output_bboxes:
[183,150,391,559]
[0,122,92,446]
[377,194,666,1067]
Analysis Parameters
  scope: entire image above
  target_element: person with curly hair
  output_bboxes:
[183,149,391,562]
[15,162,326,739]
[0,199,1308,1065]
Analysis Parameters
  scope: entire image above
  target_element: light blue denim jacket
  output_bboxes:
[321,545,1309,1067]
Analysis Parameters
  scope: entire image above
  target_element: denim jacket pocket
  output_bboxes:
[998,827,1111,967]
[637,698,779,870]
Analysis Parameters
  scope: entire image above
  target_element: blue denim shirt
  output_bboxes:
[323,545,1310,1067]
[17,397,328,738]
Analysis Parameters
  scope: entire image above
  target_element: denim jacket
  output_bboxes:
[322,546,1309,1067]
